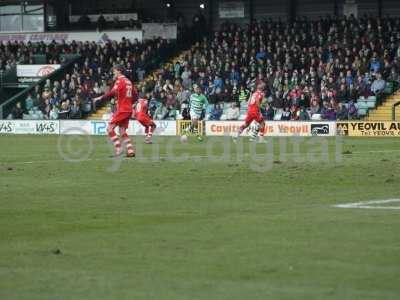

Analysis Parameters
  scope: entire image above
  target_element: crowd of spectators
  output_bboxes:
[7,38,174,120]
[140,15,400,121]
[7,15,400,121]
[0,41,63,72]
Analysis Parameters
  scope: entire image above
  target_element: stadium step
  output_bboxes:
[87,107,109,120]
[363,91,400,121]
[365,116,400,121]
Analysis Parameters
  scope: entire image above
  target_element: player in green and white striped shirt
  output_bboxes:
[188,84,208,141]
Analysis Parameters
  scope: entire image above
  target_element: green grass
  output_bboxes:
[0,135,400,300]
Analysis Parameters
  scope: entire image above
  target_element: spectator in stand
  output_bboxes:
[371,73,386,96]
[209,103,223,120]
[348,101,358,120]
[154,102,168,120]
[70,100,82,119]
[164,104,177,120]
[11,102,24,119]
[180,101,191,120]
[25,94,34,111]
[337,103,349,120]
[336,84,348,103]
[387,68,400,85]
[309,99,321,119]
[298,107,310,120]
[49,105,59,120]
[264,103,275,120]
[281,107,291,120]
[58,101,70,119]
[226,102,240,120]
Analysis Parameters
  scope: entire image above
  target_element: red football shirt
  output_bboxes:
[248,90,264,113]
[136,98,149,115]
[105,75,137,113]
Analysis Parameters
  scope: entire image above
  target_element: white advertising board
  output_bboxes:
[0,120,59,134]
[205,121,336,137]
[59,120,177,136]
[17,64,61,78]
[0,30,143,44]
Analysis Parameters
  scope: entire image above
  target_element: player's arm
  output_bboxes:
[93,81,118,101]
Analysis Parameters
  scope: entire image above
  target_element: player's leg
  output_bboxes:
[191,117,204,141]
[236,113,254,138]
[120,127,135,157]
[137,114,153,144]
[139,114,156,144]
[146,121,156,144]
[249,121,260,142]
[120,117,135,157]
[186,113,196,133]
[255,113,266,143]
[107,121,122,156]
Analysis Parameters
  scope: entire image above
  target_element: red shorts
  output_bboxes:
[110,111,132,129]
[245,111,264,125]
[136,113,154,127]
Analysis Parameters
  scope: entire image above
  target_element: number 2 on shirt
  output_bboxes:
[127,85,132,98]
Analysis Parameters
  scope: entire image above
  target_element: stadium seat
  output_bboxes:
[366,100,376,108]
[357,100,369,109]
[384,81,394,94]
[311,114,322,120]
[358,108,368,116]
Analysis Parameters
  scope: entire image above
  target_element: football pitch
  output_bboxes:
[0,135,399,300]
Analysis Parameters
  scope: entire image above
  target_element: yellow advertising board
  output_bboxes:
[337,122,400,137]
[177,120,204,136]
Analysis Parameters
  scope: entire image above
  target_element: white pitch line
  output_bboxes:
[333,199,400,210]
[353,206,400,210]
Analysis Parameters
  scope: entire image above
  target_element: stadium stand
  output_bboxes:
[3,38,176,120]
[5,15,400,121]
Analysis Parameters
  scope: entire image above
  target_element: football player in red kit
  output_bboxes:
[235,82,266,143]
[93,65,138,157]
[134,95,156,144]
